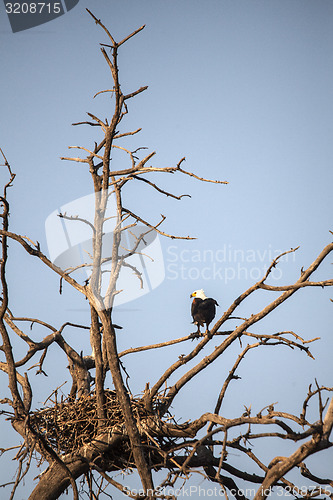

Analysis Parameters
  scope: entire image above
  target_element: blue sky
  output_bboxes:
[0,1,332,497]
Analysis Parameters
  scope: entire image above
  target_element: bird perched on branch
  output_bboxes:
[190,289,219,336]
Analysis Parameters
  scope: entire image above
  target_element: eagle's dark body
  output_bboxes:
[190,289,219,335]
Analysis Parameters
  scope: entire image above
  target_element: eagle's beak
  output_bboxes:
[190,293,194,298]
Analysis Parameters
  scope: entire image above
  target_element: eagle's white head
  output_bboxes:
[190,289,207,300]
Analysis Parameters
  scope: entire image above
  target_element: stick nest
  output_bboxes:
[29,390,153,456]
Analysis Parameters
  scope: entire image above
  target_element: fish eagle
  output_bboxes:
[190,289,219,336]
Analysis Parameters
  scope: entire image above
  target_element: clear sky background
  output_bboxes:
[0,1,332,498]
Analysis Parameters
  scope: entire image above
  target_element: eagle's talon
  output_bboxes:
[190,332,201,340]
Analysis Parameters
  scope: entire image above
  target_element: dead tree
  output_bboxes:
[0,11,332,500]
